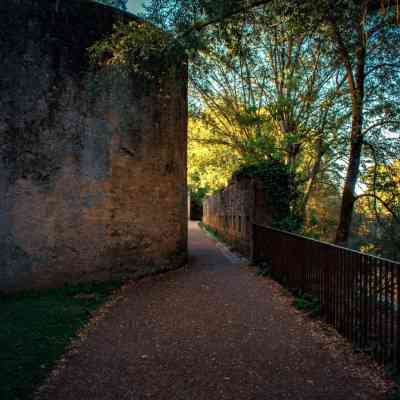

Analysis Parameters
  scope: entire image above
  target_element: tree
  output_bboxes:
[350,161,400,260]
[188,3,349,226]
[188,118,240,194]
[143,0,400,245]
[323,1,400,245]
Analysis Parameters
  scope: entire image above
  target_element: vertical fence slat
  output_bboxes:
[367,255,373,357]
[384,260,389,363]
[342,248,347,338]
[397,265,400,369]
[355,254,359,347]
[349,251,354,343]
[362,254,368,349]
[390,261,395,364]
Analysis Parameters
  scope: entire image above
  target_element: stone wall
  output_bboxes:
[203,174,273,257]
[0,0,187,291]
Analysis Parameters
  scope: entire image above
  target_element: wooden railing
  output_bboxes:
[253,224,400,369]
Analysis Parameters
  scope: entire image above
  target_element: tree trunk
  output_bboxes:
[297,137,325,220]
[335,42,365,246]
[334,113,363,246]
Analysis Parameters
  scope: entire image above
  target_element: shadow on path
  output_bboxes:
[39,221,387,400]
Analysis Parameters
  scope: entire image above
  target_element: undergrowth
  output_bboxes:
[256,261,398,398]
[385,368,400,400]
[256,261,321,317]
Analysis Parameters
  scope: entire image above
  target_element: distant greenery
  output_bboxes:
[0,281,121,400]
[188,118,240,195]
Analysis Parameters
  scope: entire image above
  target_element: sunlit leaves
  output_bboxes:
[88,20,182,79]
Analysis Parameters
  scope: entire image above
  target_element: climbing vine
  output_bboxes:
[236,160,303,232]
[88,20,185,81]
[84,20,187,141]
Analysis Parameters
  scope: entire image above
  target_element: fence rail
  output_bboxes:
[253,224,400,369]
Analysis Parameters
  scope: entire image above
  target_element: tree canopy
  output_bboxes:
[91,0,400,259]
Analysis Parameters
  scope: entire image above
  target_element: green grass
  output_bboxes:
[198,222,220,241]
[0,280,121,400]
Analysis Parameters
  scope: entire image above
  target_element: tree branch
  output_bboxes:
[354,193,400,225]
[181,0,273,38]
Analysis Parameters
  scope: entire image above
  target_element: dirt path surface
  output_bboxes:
[39,222,388,400]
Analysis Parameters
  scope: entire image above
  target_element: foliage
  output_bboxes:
[324,0,400,245]
[186,1,351,234]
[292,293,321,317]
[144,0,400,255]
[302,179,342,241]
[236,160,303,232]
[88,20,184,80]
[86,0,400,256]
[188,117,240,194]
[86,18,187,148]
[0,281,121,400]
[350,161,400,261]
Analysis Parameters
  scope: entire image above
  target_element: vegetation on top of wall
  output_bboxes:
[236,160,303,232]
[88,20,185,81]
[84,17,187,144]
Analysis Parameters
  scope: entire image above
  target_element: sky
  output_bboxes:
[127,0,146,14]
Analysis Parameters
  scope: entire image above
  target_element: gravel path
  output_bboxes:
[39,221,389,400]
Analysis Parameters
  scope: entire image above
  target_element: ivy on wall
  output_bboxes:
[84,19,187,143]
[88,20,185,81]
[236,160,303,232]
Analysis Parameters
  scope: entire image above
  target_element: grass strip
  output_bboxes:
[0,280,121,400]
[198,221,220,241]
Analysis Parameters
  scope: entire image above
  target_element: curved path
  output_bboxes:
[39,222,387,400]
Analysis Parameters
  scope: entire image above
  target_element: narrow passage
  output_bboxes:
[39,222,386,400]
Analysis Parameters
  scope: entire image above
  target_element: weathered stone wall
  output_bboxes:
[203,174,273,257]
[0,0,187,291]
